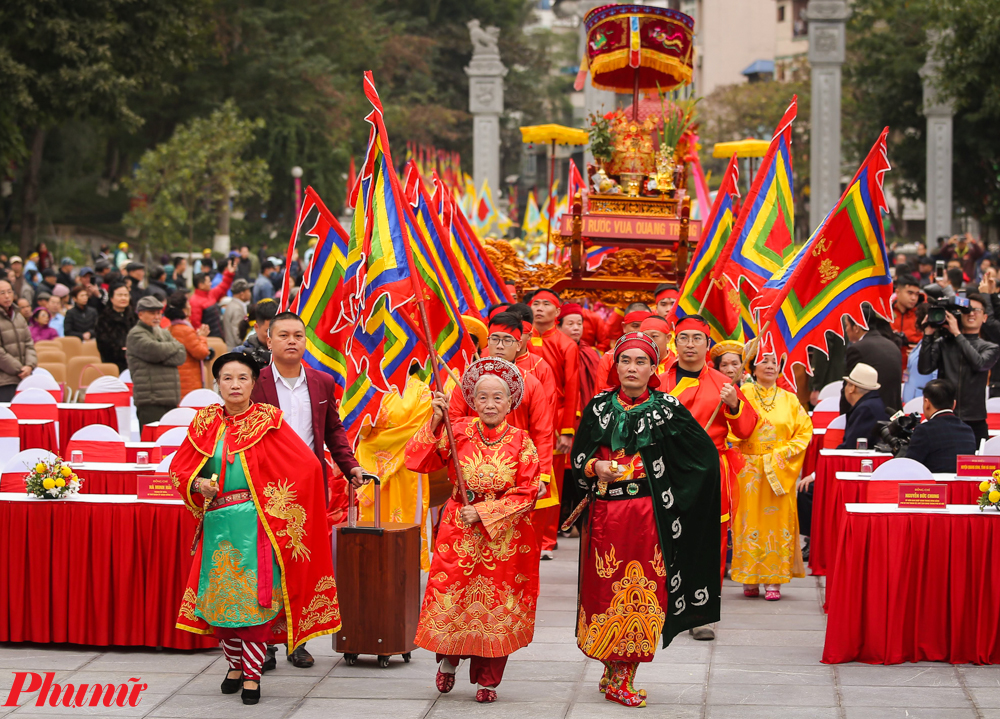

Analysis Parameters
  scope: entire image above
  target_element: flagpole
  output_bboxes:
[547,140,556,264]
[396,199,472,508]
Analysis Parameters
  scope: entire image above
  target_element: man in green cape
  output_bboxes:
[571,331,721,708]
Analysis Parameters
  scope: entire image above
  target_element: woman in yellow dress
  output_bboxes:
[732,352,813,601]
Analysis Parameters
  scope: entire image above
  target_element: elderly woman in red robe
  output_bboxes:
[170,352,342,706]
[406,357,541,704]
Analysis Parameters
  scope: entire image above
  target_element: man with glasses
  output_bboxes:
[662,315,758,640]
[449,311,555,514]
[918,292,1000,446]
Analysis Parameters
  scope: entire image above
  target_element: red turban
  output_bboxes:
[607,331,661,389]
[559,302,584,320]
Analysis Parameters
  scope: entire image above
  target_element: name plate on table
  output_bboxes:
[898,483,948,509]
[956,455,1000,477]
[137,474,176,500]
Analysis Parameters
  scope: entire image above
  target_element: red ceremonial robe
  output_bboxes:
[662,364,759,583]
[170,402,341,650]
[405,417,541,657]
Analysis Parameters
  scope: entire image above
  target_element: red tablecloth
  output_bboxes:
[18,420,57,453]
[938,480,984,505]
[802,433,822,479]
[809,452,892,576]
[74,467,143,494]
[0,496,217,650]
[823,508,1000,664]
[58,404,118,456]
[838,477,983,506]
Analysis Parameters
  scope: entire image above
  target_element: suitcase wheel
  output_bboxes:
[378,655,390,668]
[344,653,358,666]
[402,652,411,663]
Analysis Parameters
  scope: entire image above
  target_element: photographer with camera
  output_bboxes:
[900,379,977,472]
[917,292,999,446]
[234,298,277,368]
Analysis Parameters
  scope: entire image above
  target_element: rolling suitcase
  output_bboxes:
[333,476,421,667]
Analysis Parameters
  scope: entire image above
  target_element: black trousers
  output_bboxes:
[0,384,16,402]
[965,419,990,449]
[137,403,175,429]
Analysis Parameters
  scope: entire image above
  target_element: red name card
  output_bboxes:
[956,455,1000,477]
[137,473,176,500]
[898,483,948,509]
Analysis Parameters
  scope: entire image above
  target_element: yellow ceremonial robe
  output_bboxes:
[356,375,434,569]
[731,384,813,585]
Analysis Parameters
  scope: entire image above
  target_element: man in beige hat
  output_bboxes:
[838,363,889,450]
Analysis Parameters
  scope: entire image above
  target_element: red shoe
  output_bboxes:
[604,662,646,708]
[476,688,497,703]
[743,586,760,598]
[764,588,781,601]
[435,670,455,694]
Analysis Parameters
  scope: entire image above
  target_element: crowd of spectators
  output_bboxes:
[0,240,300,423]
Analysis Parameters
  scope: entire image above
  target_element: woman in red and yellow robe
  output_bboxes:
[406,357,541,704]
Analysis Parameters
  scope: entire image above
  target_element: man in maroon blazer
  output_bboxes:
[250,311,364,669]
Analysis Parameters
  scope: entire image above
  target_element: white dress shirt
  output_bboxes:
[273,366,314,451]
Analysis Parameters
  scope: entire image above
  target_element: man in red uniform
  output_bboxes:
[527,288,580,558]
[662,315,758,640]
[450,312,555,493]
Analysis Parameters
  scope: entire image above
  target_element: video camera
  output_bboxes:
[925,295,971,328]
[874,411,921,456]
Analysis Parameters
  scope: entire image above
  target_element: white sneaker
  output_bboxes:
[540,550,554,560]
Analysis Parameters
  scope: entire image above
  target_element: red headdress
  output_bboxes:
[622,310,651,326]
[639,315,671,333]
[487,314,522,340]
[655,285,679,303]
[461,357,525,410]
[674,315,710,336]
[559,302,584,320]
[531,289,561,307]
[607,331,661,389]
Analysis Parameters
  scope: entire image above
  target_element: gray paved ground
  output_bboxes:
[2,537,999,717]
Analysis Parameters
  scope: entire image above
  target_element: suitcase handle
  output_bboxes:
[345,472,383,535]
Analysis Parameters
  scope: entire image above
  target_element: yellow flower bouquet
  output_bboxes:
[977,469,1000,511]
[24,458,83,499]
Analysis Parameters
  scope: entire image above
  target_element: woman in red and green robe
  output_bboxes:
[406,357,541,704]
[171,353,341,705]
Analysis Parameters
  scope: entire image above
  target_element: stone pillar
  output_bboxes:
[466,20,507,206]
[921,32,954,245]
[579,1,616,168]
[806,0,851,232]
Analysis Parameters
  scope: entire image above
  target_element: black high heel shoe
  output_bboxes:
[221,671,242,694]
[241,681,261,705]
